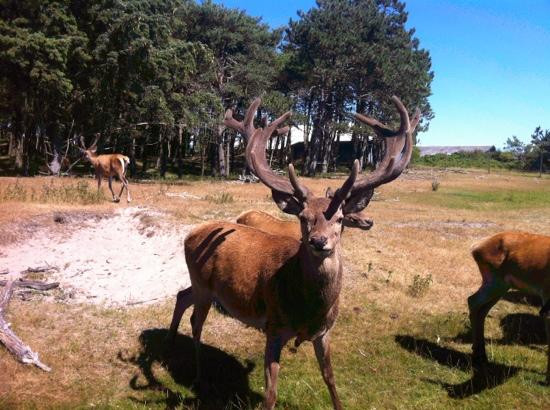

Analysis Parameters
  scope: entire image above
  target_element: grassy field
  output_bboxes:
[0,168,549,409]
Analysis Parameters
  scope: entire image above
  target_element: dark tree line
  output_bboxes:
[0,0,433,178]
[504,127,550,175]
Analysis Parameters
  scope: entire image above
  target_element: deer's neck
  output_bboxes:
[86,154,100,167]
[299,243,343,302]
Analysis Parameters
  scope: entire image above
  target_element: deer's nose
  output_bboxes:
[309,236,328,250]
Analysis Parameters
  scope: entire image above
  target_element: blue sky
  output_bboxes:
[212,1,550,148]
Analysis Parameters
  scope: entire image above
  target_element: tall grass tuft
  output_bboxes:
[203,192,234,204]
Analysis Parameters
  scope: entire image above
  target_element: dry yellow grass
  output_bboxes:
[0,169,549,409]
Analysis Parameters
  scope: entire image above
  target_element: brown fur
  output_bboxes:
[468,231,550,384]
[236,210,301,240]
[168,96,417,409]
[83,151,131,203]
[170,198,347,410]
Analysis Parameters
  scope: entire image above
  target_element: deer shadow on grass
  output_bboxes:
[502,290,542,308]
[120,328,263,409]
[395,335,523,399]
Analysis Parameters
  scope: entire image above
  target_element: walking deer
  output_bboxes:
[77,135,131,203]
[168,96,420,409]
[469,231,550,384]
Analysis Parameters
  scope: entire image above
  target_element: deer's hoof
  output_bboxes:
[113,197,120,203]
[127,198,132,203]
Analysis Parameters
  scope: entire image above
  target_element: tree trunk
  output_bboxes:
[176,124,184,178]
[129,137,137,177]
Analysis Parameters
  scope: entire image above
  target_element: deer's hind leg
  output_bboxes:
[468,271,509,368]
[167,287,194,343]
[189,290,213,385]
[118,175,131,203]
[108,176,119,202]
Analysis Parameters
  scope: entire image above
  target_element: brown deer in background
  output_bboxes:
[77,135,131,203]
[469,231,550,384]
[236,206,373,241]
[168,96,420,409]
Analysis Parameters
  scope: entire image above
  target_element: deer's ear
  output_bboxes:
[271,190,303,215]
[325,187,335,198]
[342,189,374,215]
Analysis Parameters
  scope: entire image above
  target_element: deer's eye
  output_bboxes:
[337,217,344,224]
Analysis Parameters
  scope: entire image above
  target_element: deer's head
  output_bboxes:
[75,134,100,162]
[225,97,420,258]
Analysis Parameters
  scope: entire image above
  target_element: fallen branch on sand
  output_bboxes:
[0,279,59,291]
[0,280,51,371]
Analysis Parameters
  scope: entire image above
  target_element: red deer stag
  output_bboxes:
[236,206,373,241]
[469,231,550,384]
[77,135,131,203]
[168,96,420,409]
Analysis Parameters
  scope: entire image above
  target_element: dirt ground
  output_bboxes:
[0,168,549,409]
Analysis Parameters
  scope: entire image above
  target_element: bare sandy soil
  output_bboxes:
[0,207,192,306]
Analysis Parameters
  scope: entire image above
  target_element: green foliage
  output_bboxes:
[0,0,434,178]
[503,127,550,172]
[415,151,515,170]
[285,0,433,175]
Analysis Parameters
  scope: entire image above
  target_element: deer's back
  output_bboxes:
[236,210,301,240]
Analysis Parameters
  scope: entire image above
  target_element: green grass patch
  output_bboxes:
[405,187,550,211]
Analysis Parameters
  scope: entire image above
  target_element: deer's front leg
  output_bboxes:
[264,332,290,410]
[313,332,342,410]
[96,171,102,192]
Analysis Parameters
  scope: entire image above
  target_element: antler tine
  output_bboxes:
[410,107,421,134]
[325,160,360,218]
[350,96,420,195]
[223,98,262,141]
[288,164,308,200]
[90,134,100,149]
[79,135,86,149]
[354,95,409,138]
[247,103,310,198]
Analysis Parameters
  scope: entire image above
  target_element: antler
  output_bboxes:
[78,134,101,151]
[79,135,86,150]
[224,99,261,141]
[349,96,421,198]
[224,98,305,199]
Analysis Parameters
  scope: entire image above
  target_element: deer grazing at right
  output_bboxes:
[469,231,550,385]
[76,135,132,203]
[168,96,420,409]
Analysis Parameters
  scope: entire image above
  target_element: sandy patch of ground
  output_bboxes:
[0,207,192,306]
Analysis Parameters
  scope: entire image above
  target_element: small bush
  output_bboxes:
[408,273,433,298]
[431,179,440,191]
